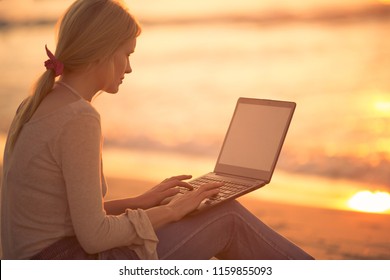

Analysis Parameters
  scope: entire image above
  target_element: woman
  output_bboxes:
[1,0,313,260]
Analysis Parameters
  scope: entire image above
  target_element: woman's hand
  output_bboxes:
[145,181,222,229]
[166,182,222,221]
[136,175,194,209]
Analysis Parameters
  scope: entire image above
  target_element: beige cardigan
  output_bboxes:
[1,99,158,259]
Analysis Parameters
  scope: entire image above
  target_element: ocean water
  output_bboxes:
[1,6,390,212]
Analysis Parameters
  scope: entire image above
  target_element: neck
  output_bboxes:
[58,71,100,102]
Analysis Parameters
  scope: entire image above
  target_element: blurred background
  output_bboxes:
[0,0,389,221]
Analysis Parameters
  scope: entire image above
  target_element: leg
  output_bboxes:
[156,200,314,260]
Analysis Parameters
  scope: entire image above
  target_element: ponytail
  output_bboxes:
[7,70,55,152]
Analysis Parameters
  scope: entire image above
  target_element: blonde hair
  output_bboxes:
[7,0,141,152]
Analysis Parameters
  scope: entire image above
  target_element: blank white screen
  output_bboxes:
[218,103,291,171]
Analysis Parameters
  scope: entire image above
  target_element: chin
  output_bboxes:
[104,86,120,94]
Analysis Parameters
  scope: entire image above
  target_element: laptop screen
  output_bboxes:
[215,98,295,181]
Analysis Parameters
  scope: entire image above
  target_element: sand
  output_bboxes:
[1,172,388,260]
[105,177,390,260]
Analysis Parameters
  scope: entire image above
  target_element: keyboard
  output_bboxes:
[179,175,254,205]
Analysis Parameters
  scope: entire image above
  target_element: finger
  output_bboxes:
[184,183,220,199]
[160,191,182,205]
[192,187,220,204]
[170,175,193,181]
[163,175,192,182]
[175,181,193,190]
[197,182,224,192]
[159,180,193,191]
[202,187,220,197]
[161,188,181,198]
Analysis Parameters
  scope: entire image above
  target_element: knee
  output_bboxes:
[213,200,247,214]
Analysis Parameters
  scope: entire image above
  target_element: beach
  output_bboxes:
[1,173,389,260]
[1,3,390,206]
[1,169,389,260]
[1,0,390,261]
[105,177,390,260]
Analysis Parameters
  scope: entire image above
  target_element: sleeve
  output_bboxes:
[58,113,158,258]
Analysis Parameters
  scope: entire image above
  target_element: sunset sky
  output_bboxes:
[0,0,389,21]
[0,0,390,215]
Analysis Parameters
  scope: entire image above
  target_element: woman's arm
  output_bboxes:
[104,197,146,215]
[104,178,222,229]
[60,113,219,252]
[104,175,194,214]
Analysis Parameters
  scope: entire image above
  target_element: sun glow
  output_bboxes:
[375,101,390,114]
[348,191,390,213]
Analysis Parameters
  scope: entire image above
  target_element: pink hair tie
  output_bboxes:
[44,45,64,77]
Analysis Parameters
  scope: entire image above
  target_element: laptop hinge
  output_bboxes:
[211,172,266,184]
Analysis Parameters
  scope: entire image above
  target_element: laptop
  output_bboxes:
[183,97,296,212]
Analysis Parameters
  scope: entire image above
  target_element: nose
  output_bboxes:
[125,59,132,74]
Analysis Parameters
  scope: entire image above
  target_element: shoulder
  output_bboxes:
[68,100,101,122]
[56,101,102,149]
[51,100,102,142]
[59,100,102,138]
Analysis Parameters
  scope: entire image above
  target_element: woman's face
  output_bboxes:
[96,38,137,93]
